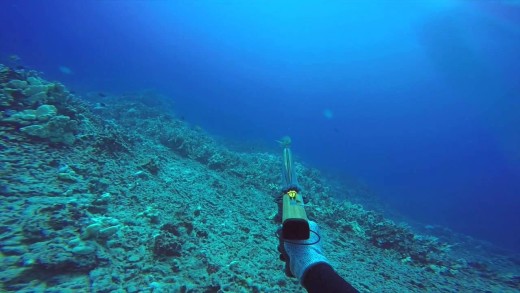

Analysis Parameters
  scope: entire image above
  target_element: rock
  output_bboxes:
[0,92,13,106]
[57,169,81,182]
[71,245,97,255]
[4,109,38,125]
[98,225,119,238]
[81,223,102,240]
[35,104,57,121]
[0,267,27,283]
[33,241,97,272]
[22,218,54,242]
[23,84,47,97]
[138,206,160,224]
[128,255,140,262]
[90,267,120,292]
[126,284,139,293]
[1,245,27,256]
[25,91,48,105]
[7,79,28,89]
[88,193,111,214]
[27,76,43,86]
[19,114,77,145]
[153,233,182,257]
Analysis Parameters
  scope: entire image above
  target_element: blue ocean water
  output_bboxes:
[1,0,519,253]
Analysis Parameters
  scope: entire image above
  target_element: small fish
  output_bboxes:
[59,66,72,75]
[94,102,107,110]
[98,92,107,97]
[9,55,21,62]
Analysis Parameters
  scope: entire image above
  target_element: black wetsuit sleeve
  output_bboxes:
[302,263,359,293]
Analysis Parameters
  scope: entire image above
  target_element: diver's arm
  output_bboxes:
[280,221,359,293]
[302,263,359,293]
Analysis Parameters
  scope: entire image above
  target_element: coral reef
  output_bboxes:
[0,64,518,292]
[1,66,78,145]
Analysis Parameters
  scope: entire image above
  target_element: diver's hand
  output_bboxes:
[278,221,330,281]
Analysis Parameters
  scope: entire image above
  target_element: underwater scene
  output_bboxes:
[1,1,519,292]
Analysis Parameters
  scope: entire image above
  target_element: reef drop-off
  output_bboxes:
[1,64,518,292]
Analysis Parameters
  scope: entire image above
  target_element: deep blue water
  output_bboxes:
[1,1,519,252]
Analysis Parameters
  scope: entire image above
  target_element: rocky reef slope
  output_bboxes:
[1,64,519,292]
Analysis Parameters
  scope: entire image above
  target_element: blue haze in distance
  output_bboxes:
[1,0,519,251]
